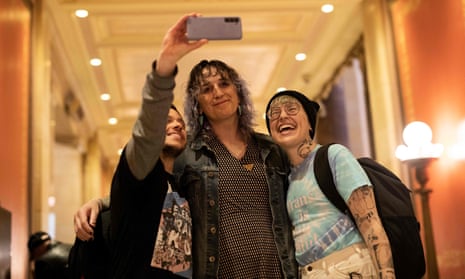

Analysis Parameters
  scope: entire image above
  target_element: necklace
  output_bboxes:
[227,141,247,160]
[227,143,254,171]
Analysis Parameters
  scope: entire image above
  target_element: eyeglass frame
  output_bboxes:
[267,101,302,121]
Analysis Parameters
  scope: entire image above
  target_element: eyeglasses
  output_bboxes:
[267,102,301,120]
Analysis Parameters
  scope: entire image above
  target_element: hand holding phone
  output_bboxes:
[186,16,242,40]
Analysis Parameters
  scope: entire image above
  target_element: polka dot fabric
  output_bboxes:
[207,136,283,278]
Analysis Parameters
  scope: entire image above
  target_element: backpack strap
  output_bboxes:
[313,143,350,215]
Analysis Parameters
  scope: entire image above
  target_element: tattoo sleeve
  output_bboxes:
[348,185,396,279]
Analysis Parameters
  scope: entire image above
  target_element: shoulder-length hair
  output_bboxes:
[184,60,256,139]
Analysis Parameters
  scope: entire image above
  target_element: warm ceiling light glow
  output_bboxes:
[295,53,307,61]
[75,9,89,18]
[48,196,56,207]
[321,4,334,13]
[90,58,102,66]
[100,93,111,101]
[108,117,118,125]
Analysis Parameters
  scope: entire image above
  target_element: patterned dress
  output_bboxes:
[206,136,283,278]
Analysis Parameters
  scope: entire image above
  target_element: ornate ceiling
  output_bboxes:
[45,0,363,165]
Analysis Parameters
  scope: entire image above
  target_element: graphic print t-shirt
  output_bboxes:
[151,182,192,278]
[287,144,370,265]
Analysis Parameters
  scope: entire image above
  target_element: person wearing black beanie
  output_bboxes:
[265,90,320,140]
[265,90,396,278]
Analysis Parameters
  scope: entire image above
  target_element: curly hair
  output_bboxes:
[184,60,256,139]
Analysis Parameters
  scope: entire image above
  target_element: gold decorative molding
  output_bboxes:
[313,35,365,102]
[390,2,415,122]
[396,0,421,17]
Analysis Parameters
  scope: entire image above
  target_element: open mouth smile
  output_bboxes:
[278,123,296,133]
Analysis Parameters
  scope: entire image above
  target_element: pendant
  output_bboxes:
[242,163,254,171]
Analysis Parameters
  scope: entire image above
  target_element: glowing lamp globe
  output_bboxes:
[395,121,443,161]
[403,121,432,147]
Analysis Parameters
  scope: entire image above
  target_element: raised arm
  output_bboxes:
[73,13,207,240]
[156,13,208,77]
[125,13,207,180]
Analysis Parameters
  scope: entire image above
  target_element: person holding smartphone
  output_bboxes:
[74,13,298,279]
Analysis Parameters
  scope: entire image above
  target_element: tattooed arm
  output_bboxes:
[348,185,396,279]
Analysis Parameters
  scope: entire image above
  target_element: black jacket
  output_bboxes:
[110,150,184,278]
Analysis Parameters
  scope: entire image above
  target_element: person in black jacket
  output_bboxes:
[28,231,72,279]
[108,102,191,279]
[73,103,190,279]
[72,13,204,278]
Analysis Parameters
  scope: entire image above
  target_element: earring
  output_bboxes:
[199,113,204,127]
[237,105,242,116]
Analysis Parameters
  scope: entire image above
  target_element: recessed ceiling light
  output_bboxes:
[295,53,307,61]
[276,87,287,92]
[321,4,334,13]
[90,58,102,66]
[75,9,89,18]
[108,117,118,125]
[100,93,111,101]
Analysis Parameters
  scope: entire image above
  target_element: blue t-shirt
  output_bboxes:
[287,144,371,266]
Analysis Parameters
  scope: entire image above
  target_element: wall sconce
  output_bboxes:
[395,121,443,279]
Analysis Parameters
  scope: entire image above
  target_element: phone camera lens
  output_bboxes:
[225,17,239,23]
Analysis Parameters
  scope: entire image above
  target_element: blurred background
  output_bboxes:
[1,0,465,278]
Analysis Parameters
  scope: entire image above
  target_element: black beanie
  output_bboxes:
[265,90,320,139]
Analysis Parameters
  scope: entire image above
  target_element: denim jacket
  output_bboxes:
[174,132,298,279]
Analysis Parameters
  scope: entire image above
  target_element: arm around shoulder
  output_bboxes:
[74,196,110,241]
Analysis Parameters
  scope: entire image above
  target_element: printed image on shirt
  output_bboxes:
[287,146,368,265]
[151,190,192,278]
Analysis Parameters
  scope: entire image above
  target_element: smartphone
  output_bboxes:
[186,16,242,40]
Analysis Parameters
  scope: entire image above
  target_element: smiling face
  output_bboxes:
[163,108,187,157]
[267,95,312,151]
[196,66,240,124]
